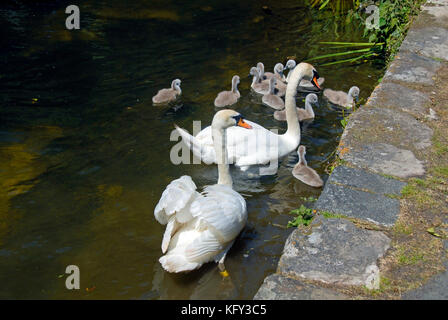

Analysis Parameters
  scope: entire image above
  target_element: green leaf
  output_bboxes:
[427,227,442,238]
[308,48,372,61]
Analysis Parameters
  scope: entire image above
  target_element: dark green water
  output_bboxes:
[0,0,384,299]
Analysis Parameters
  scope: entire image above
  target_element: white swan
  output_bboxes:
[175,63,320,171]
[155,110,252,274]
[152,79,182,104]
[285,59,324,92]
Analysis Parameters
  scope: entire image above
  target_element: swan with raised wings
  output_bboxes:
[155,110,252,274]
[175,63,321,171]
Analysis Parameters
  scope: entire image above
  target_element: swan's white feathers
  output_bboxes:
[184,229,226,261]
[190,185,247,242]
[154,175,198,225]
[161,217,179,253]
[178,120,282,166]
[156,180,247,273]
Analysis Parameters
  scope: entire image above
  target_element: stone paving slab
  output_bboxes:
[341,106,433,152]
[419,1,448,30]
[401,26,448,61]
[254,273,349,300]
[383,50,442,85]
[328,165,406,195]
[277,217,391,290]
[366,82,430,118]
[341,143,426,179]
[314,182,400,227]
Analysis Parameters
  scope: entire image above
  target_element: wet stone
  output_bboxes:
[329,165,406,196]
[314,182,400,227]
[277,217,391,290]
[341,143,426,179]
[253,273,349,300]
[383,50,441,85]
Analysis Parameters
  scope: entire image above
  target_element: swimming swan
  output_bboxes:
[274,93,318,122]
[155,110,252,273]
[262,77,285,110]
[249,67,270,95]
[292,145,323,187]
[175,63,321,171]
[323,86,360,108]
[214,75,240,107]
[259,62,286,82]
[152,79,182,104]
[285,59,325,92]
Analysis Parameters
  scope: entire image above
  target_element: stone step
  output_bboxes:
[276,216,391,290]
[314,165,405,227]
[254,273,349,300]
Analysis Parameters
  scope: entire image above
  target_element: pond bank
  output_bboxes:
[254,0,448,300]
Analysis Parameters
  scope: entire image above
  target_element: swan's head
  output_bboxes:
[232,75,240,87]
[256,62,265,75]
[285,59,296,70]
[306,93,319,106]
[249,66,259,77]
[296,63,320,89]
[274,63,285,74]
[348,86,360,99]
[212,109,252,130]
[297,145,306,158]
[171,79,181,90]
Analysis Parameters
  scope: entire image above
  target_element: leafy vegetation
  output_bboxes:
[287,205,316,227]
[309,0,425,64]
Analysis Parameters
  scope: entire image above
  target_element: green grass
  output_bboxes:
[320,210,346,219]
[433,166,448,178]
[397,247,425,265]
[401,184,419,197]
[393,222,413,235]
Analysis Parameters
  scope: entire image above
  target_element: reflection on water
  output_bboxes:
[0,0,384,299]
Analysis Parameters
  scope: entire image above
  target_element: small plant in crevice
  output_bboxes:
[287,205,316,227]
[300,196,318,203]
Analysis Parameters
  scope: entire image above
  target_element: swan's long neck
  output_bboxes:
[212,124,232,186]
[286,66,295,83]
[298,149,307,166]
[172,83,181,94]
[284,65,306,139]
[305,98,315,118]
[232,79,239,94]
[269,78,275,94]
[258,64,265,79]
[251,70,260,86]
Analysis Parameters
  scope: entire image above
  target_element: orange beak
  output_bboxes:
[237,118,252,129]
[312,76,321,90]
